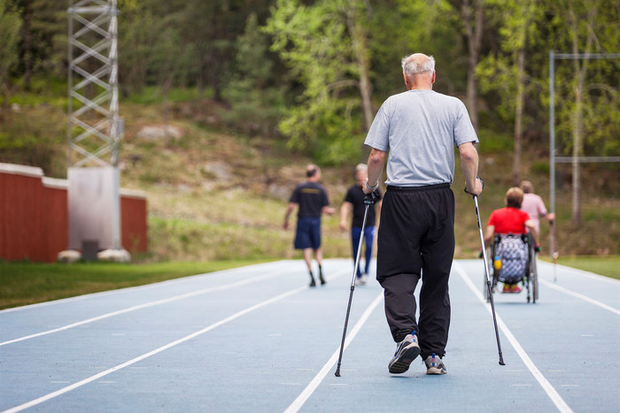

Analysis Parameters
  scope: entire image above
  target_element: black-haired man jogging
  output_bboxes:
[363,53,482,375]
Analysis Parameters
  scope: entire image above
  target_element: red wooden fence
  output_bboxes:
[0,163,147,262]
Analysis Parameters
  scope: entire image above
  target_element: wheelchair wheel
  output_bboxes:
[531,252,539,303]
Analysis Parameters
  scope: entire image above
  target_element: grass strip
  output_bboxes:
[0,260,273,310]
[540,256,620,281]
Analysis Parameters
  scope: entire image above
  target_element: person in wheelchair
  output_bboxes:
[484,187,539,293]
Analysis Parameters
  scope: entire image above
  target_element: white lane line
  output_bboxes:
[453,262,573,413]
[2,275,331,413]
[284,291,384,413]
[0,268,295,347]
[539,279,620,316]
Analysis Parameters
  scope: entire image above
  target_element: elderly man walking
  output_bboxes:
[363,53,482,375]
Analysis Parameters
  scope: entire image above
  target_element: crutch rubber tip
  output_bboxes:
[334,370,341,377]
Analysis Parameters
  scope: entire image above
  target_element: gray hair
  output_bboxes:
[401,53,435,78]
[354,163,367,173]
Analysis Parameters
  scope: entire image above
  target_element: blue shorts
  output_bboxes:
[294,217,321,250]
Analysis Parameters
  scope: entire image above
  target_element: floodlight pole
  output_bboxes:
[549,50,556,260]
[68,0,123,252]
[549,50,620,261]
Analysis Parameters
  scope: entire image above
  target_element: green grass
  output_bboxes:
[544,256,620,281]
[0,260,273,310]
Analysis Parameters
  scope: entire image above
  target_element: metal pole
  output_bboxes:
[334,204,370,377]
[473,195,505,366]
[549,50,555,261]
[67,5,74,168]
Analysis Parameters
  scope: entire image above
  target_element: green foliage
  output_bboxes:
[221,13,285,137]
[476,128,513,153]
[393,0,466,95]
[547,0,620,158]
[264,0,369,165]
[0,0,21,96]
[476,0,547,124]
[0,105,65,176]
[530,161,550,175]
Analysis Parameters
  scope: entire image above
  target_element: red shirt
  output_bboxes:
[488,207,531,234]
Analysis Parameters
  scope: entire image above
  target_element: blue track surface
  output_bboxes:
[1,259,618,412]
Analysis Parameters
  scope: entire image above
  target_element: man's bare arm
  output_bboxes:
[364,148,387,194]
[458,142,482,195]
[283,202,296,229]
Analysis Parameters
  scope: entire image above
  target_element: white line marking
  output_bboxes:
[580,334,594,337]
[1,267,351,413]
[284,291,383,413]
[453,262,574,413]
[539,279,620,316]
[0,268,294,347]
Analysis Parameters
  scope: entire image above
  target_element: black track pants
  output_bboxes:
[377,184,455,359]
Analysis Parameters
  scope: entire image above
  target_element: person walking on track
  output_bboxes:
[362,53,483,375]
[519,180,555,235]
[284,164,335,287]
[340,163,382,285]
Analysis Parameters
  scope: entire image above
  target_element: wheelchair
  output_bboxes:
[483,232,539,303]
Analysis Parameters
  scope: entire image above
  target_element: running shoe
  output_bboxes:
[388,334,420,374]
[319,273,326,285]
[425,353,447,375]
[511,284,522,293]
[309,276,316,287]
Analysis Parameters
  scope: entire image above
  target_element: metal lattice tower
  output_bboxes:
[68,0,121,167]
[67,0,125,255]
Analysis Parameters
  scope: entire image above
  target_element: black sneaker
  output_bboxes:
[309,277,316,287]
[388,334,420,374]
[424,353,447,375]
[319,273,326,285]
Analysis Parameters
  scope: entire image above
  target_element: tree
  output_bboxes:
[0,0,21,117]
[477,0,544,185]
[449,0,486,130]
[549,0,620,225]
[264,0,374,164]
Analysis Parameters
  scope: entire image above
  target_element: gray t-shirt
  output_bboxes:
[364,90,478,187]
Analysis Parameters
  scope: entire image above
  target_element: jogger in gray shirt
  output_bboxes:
[363,53,483,376]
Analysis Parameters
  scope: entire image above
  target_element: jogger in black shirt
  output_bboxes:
[284,165,335,286]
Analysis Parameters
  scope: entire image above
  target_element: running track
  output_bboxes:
[1,259,618,412]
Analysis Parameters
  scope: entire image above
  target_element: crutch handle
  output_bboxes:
[363,192,379,205]
[464,176,484,195]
